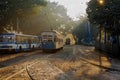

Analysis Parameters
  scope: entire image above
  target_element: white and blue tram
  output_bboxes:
[41,31,64,52]
[0,33,41,53]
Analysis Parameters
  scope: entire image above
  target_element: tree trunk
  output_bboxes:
[99,25,102,50]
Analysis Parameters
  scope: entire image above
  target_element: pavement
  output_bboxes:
[108,58,120,71]
[75,45,120,72]
[0,45,119,80]
[26,45,120,80]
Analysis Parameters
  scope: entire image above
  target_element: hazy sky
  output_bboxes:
[49,0,90,21]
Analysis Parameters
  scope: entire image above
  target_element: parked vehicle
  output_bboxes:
[0,33,41,53]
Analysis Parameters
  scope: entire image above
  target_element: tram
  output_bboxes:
[41,30,65,52]
[0,33,41,53]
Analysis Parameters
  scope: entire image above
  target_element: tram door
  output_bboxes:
[66,38,70,45]
[28,39,31,49]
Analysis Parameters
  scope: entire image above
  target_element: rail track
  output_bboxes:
[5,59,39,80]
[0,50,41,62]
[0,50,54,80]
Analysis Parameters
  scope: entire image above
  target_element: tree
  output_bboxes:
[72,17,96,44]
[86,0,120,32]
[87,0,120,55]
[0,0,47,32]
[19,2,74,34]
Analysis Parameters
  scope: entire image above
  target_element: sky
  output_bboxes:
[49,0,90,21]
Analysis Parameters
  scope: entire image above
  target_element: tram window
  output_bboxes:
[61,40,63,42]
[48,35,53,42]
[48,35,52,37]
[48,39,53,42]
[24,39,27,43]
[54,36,58,42]
[48,38,53,42]
[0,36,3,42]
[42,35,47,38]
[58,39,60,43]
[42,39,47,42]
[54,37,57,42]
[16,36,22,43]
[119,36,120,45]
[8,37,12,42]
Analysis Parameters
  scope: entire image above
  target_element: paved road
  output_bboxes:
[0,45,120,80]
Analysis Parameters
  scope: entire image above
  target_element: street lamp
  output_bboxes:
[98,0,104,5]
[98,0,105,71]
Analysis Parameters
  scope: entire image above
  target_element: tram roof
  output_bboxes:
[41,30,61,34]
[0,33,38,37]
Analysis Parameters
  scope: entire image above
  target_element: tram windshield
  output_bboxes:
[42,35,47,42]
[0,35,14,43]
[42,35,53,42]
[48,35,53,42]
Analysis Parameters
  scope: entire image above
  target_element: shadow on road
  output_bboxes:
[47,45,120,80]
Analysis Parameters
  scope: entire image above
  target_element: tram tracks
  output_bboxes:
[0,50,41,63]
[0,50,42,68]
[5,60,39,80]
[0,51,54,80]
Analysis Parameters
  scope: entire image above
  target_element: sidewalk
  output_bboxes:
[75,45,120,72]
[109,58,120,71]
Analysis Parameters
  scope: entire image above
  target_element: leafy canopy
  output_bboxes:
[86,0,120,32]
[0,0,47,27]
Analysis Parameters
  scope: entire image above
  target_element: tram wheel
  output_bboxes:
[19,46,22,52]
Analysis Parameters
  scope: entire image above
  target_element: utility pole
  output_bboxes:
[87,21,92,44]
[17,17,19,33]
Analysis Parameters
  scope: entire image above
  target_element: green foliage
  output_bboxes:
[0,1,74,34]
[86,0,120,32]
[0,0,47,30]
[72,18,96,44]
[17,2,74,34]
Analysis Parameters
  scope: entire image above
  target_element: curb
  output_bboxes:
[79,57,120,72]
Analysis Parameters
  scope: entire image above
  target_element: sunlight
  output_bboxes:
[49,0,90,21]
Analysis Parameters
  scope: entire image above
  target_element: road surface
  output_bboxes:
[0,45,120,80]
